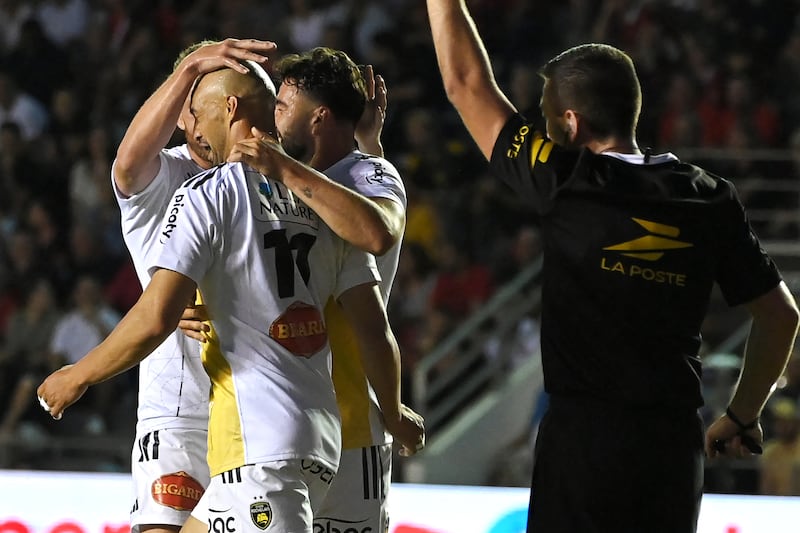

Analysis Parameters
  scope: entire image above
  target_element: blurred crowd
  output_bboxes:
[0,0,800,481]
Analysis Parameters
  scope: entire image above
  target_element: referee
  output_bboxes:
[425,1,800,532]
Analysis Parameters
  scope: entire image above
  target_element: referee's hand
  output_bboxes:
[704,414,763,459]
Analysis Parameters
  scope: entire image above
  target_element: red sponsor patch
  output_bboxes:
[269,301,327,357]
[151,471,204,511]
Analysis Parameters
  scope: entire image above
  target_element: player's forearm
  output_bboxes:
[281,159,397,255]
[338,285,404,422]
[72,301,181,387]
[72,271,196,387]
[114,66,197,195]
[359,330,403,424]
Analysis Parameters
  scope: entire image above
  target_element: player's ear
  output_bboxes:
[313,106,329,124]
[309,106,327,135]
[564,109,579,142]
[226,95,239,120]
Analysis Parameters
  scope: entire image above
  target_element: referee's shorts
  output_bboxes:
[527,395,704,533]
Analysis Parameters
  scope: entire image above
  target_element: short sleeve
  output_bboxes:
[714,186,782,306]
[149,180,218,284]
[488,113,577,215]
[333,243,381,299]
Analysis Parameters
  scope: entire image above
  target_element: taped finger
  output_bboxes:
[38,395,51,412]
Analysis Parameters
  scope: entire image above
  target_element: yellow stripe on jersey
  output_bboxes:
[528,136,544,170]
[197,290,245,476]
[527,131,556,168]
[324,297,373,449]
[538,139,554,163]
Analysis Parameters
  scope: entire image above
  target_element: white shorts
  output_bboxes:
[130,427,210,533]
[191,459,336,533]
[315,444,392,533]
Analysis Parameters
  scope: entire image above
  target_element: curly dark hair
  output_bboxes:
[274,47,367,126]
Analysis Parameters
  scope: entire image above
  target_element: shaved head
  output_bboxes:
[200,60,275,100]
[190,62,276,165]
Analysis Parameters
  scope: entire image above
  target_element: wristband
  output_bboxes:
[714,407,763,455]
[725,407,758,432]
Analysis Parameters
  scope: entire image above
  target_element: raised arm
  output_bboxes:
[337,283,425,456]
[426,0,517,160]
[113,38,276,196]
[36,269,198,419]
[705,281,800,457]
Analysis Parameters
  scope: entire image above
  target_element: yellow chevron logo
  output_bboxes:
[603,218,693,261]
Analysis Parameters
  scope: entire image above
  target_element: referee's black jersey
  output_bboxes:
[489,114,782,408]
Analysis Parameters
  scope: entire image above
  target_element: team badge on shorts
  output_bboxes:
[250,501,272,530]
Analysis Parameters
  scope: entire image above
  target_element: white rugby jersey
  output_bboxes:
[151,162,380,476]
[112,144,210,432]
[322,151,407,449]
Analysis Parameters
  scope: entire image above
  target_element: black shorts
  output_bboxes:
[527,395,704,533]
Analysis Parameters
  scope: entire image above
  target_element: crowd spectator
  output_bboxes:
[0,69,48,141]
[48,275,121,433]
[0,0,35,54]
[35,0,90,48]
[759,397,800,496]
[0,278,61,438]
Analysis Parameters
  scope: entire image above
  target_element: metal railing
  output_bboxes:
[411,256,543,432]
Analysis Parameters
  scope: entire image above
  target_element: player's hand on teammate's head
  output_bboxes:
[184,38,278,77]
[355,65,387,155]
[227,126,285,177]
[179,304,211,343]
[36,364,87,421]
[385,403,425,457]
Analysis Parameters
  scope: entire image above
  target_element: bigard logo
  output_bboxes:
[151,471,204,510]
[269,301,327,357]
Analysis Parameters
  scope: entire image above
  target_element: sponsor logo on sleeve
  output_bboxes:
[160,193,186,243]
[364,160,386,185]
[505,125,532,159]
